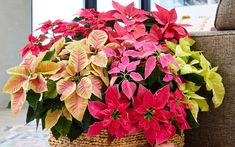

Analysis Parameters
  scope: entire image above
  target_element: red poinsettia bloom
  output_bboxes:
[87,86,130,138]
[168,89,190,130]
[18,34,50,57]
[99,1,147,26]
[38,19,63,33]
[77,8,106,36]
[151,4,188,40]
[131,84,174,144]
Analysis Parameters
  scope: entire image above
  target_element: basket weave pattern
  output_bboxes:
[48,130,184,147]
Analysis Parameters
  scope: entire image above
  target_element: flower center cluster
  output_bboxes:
[111,109,121,120]
[144,107,156,121]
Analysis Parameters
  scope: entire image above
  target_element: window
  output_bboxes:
[151,0,219,31]
[33,0,84,30]
[33,0,219,32]
[97,0,141,12]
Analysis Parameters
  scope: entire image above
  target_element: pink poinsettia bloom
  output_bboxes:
[108,55,143,98]
[131,84,174,145]
[157,54,184,85]
[109,56,143,81]
[151,4,189,40]
[87,86,130,138]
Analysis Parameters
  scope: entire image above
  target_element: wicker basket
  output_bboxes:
[48,130,184,147]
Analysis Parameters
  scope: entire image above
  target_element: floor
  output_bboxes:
[0,109,49,147]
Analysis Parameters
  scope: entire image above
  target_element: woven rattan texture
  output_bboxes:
[48,130,184,147]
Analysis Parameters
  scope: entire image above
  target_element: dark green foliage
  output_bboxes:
[6,101,11,109]
[42,50,55,61]
[81,108,96,130]
[72,17,84,22]
[51,127,61,139]
[26,106,35,124]
[55,116,72,136]
[196,84,213,100]
[43,80,57,99]
[186,109,199,128]
[183,73,204,86]
[26,90,41,111]
[145,66,161,87]
[105,20,116,28]
[143,15,158,31]
[49,97,64,112]
[67,119,84,142]
[84,23,90,28]
[73,32,84,40]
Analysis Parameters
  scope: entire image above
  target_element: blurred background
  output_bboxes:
[0,0,219,146]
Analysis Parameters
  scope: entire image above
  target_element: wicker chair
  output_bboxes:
[185,1,235,145]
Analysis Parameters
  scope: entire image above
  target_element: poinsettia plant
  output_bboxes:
[3,2,225,145]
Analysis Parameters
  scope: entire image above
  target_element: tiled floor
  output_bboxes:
[0,109,49,147]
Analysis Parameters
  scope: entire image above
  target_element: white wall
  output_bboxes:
[0,0,32,110]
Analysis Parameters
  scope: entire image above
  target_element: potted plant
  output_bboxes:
[2,2,225,147]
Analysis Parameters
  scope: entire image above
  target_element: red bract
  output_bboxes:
[100,1,147,26]
[18,34,49,57]
[151,4,189,40]
[168,89,190,130]
[78,8,106,35]
[87,86,130,138]
[53,22,81,37]
[131,85,174,145]
[38,19,63,33]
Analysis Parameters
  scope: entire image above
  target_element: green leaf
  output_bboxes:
[187,93,206,100]
[42,50,55,61]
[180,44,191,53]
[165,40,177,52]
[183,73,204,86]
[146,66,160,87]
[55,116,72,136]
[204,71,225,108]
[186,109,199,128]
[105,20,115,28]
[67,120,84,141]
[188,100,199,122]
[200,54,211,71]
[175,45,191,57]
[81,108,94,130]
[190,59,199,65]
[185,82,201,92]
[51,127,61,139]
[50,97,64,112]
[194,99,209,112]
[26,106,36,124]
[26,90,41,111]
[35,101,50,129]
[180,64,199,75]
[41,114,46,130]
[6,101,11,109]
[175,57,186,68]
[72,17,84,22]
[43,80,57,99]
[179,37,196,46]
